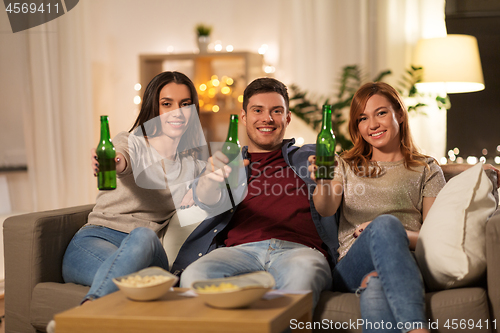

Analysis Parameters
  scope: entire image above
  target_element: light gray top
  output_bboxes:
[334,157,445,261]
[87,131,205,234]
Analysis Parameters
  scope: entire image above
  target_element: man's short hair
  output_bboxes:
[243,77,289,112]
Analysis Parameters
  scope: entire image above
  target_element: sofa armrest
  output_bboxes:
[486,209,500,333]
[4,204,94,333]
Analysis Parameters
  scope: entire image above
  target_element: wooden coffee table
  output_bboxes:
[54,288,313,333]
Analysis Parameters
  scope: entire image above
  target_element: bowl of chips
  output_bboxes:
[113,267,178,301]
[192,271,275,309]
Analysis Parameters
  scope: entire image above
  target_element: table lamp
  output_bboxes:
[413,34,485,94]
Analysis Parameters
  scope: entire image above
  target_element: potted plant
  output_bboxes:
[195,23,212,53]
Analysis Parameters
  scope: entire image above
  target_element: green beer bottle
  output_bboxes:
[96,115,116,190]
[221,114,241,189]
[315,105,336,180]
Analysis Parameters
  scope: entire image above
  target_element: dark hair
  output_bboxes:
[341,82,430,176]
[130,71,201,158]
[242,77,289,112]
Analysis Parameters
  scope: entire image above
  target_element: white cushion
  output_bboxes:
[415,163,498,290]
[158,208,206,270]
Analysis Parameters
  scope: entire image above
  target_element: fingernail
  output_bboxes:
[95,163,98,167]
[94,156,98,160]
[94,168,98,173]
[117,157,121,162]
[180,206,184,210]
[93,173,97,177]
[359,228,364,232]
[353,234,357,238]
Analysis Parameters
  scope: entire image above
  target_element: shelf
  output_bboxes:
[139,51,265,145]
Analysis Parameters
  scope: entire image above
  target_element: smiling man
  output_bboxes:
[174,78,339,308]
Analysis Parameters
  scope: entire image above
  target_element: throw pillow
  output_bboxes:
[415,163,498,291]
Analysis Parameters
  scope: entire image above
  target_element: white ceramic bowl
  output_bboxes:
[192,271,275,309]
[113,267,178,301]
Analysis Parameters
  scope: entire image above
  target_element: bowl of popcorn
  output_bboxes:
[192,271,275,309]
[113,267,178,301]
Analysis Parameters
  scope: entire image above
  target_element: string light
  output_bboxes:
[466,156,478,165]
[258,44,268,54]
[134,83,141,91]
[264,65,275,74]
[196,75,241,112]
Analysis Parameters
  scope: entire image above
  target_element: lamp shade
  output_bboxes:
[414,34,485,93]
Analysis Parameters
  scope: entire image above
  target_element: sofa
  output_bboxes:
[4,168,500,333]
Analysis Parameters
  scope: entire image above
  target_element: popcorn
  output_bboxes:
[196,282,240,292]
[119,275,170,287]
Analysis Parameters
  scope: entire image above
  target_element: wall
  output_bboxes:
[445,0,500,160]
[0,10,33,212]
[0,0,447,212]
[85,0,283,140]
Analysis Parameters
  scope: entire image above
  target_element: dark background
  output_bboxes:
[445,0,500,159]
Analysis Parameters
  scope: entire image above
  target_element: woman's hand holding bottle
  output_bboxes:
[308,154,343,217]
[92,148,126,176]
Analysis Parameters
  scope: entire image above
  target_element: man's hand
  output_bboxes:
[203,151,234,183]
[196,151,249,206]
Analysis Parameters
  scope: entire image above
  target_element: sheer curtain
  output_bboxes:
[277,0,447,159]
[24,1,94,211]
[21,0,446,211]
[278,0,446,91]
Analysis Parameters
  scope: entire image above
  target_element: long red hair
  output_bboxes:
[341,82,430,177]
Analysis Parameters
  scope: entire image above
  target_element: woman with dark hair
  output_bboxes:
[61,71,205,304]
[310,82,444,332]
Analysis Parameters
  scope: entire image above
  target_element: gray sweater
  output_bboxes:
[87,131,205,234]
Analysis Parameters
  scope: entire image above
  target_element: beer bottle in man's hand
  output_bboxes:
[97,115,116,190]
[221,114,241,189]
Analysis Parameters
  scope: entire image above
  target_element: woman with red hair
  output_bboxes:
[310,82,443,332]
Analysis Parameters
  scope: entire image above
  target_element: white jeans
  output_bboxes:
[180,238,332,309]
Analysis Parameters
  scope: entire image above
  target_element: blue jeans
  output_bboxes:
[180,239,332,309]
[333,215,427,333]
[62,225,169,302]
